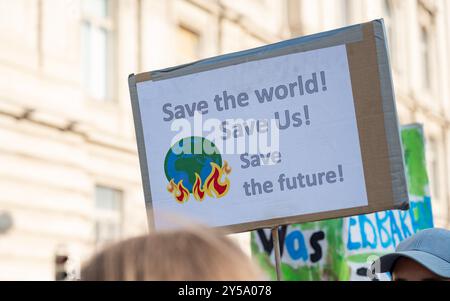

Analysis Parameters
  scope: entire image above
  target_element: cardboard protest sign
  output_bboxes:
[128,19,408,232]
[251,124,434,280]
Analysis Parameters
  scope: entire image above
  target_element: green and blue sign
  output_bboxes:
[251,124,434,280]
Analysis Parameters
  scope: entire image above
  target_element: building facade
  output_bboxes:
[0,0,449,280]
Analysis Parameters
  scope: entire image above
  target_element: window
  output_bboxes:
[418,3,436,93]
[81,0,115,101]
[94,185,123,246]
[419,26,432,90]
[176,25,201,64]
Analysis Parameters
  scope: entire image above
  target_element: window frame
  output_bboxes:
[176,23,202,65]
[416,3,437,98]
[94,185,124,247]
[80,0,117,103]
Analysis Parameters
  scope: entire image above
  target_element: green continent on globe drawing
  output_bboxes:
[174,153,221,187]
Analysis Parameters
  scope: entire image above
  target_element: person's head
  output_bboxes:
[80,226,263,281]
[373,228,450,281]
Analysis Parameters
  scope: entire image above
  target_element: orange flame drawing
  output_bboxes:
[167,179,176,193]
[204,162,230,198]
[222,160,232,175]
[193,173,206,201]
[167,179,189,203]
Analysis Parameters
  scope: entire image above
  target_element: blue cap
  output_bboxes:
[373,228,450,278]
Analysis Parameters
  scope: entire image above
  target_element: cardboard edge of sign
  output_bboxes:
[128,19,410,234]
[128,74,156,230]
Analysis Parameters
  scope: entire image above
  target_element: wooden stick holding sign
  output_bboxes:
[272,227,282,281]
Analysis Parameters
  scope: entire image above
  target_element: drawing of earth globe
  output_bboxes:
[164,136,222,193]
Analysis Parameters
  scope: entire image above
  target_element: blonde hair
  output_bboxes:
[81,226,263,281]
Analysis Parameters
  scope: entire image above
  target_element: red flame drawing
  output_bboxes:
[204,162,230,198]
[168,161,231,203]
[193,173,206,201]
[167,179,190,203]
